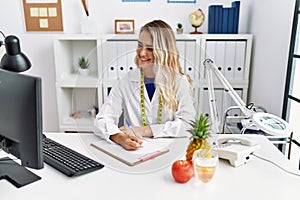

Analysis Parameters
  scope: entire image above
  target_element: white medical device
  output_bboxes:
[214,137,259,167]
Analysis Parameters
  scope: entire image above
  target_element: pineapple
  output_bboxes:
[185,113,211,161]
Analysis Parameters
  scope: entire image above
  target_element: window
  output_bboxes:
[282,0,300,167]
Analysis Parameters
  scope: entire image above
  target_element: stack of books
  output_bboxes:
[208,1,240,34]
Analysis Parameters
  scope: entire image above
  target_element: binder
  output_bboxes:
[104,41,118,80]
[185,41,196,80]
[224,41,236,80]
[91,139,170,166]
[227,8,235,34]
[222,8,229,34]
[116,41,127,79]
[215,5,223,33]
[232,1,240,34]
[215,41,226,80]
[208,5,216,33]
[126,41,137,71]
[177,41,186,72]
[234,41,246,79]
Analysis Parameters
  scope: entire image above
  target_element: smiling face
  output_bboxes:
[136,30,155,78]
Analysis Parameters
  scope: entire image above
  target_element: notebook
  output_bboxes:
[91,139,170,166]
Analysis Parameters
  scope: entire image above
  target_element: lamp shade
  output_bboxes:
[0,35,31,72]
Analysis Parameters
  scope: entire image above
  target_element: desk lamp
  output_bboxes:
[203,59,291,138]
[0,31,31,72]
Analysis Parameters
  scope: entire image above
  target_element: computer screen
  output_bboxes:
[0,69,44,188]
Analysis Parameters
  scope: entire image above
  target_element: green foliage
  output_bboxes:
[188,113,210,140]
[78,56,90,69]
[177,23,183,29]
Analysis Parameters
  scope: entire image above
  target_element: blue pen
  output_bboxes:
[125,119,153,143]
[125,119,138,137]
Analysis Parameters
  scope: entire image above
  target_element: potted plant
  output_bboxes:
[78,56,90,76]
[176,23,183,34]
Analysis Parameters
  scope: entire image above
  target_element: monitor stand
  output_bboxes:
[0,157,41,188]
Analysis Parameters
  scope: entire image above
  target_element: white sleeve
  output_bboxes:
[93,80,123,143]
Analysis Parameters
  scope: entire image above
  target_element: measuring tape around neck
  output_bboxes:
[140,69,162,126]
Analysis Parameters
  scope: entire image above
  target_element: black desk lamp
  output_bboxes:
[0,31,31,72]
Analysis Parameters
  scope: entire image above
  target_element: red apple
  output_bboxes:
[171,160,194,183]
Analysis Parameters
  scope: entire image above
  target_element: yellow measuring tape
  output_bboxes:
[140,69,162,126]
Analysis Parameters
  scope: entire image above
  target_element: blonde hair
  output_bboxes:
[135,20,193,112]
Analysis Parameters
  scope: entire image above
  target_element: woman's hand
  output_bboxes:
[110,132,143,150]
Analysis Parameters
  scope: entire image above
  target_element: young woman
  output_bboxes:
[94,20,196,150]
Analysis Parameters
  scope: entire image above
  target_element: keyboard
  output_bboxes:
[43,137,104,177]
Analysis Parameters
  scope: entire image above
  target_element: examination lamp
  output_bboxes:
[0,31,31,72]
[203,58,292,138]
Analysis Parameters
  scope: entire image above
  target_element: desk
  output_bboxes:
[1,133,300,200]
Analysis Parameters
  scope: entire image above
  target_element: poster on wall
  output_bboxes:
[22,0,63,32]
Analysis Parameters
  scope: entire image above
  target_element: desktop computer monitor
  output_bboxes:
[0,69,44,188]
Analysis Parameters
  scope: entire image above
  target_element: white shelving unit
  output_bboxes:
[53,34,252,132]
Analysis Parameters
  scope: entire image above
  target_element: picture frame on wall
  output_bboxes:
[167,0,196,3]
[115,19,135,34]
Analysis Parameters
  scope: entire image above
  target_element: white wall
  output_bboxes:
[247,0,295,116]
[0,0,294,131]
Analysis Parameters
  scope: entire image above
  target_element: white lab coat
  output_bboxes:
[93,68,196,143]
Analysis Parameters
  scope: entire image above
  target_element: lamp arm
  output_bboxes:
[203,59,255,133]
[205,60,220,134]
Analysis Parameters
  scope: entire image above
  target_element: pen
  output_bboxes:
[125,119,138,137]
[125,119,154,143]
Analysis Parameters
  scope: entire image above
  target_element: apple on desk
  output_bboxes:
[171,160,194,183]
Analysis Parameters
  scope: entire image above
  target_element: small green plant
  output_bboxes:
[78,56,90,69]
[177,23,183,29]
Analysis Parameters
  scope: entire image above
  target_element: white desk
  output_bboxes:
[1,133,300,200]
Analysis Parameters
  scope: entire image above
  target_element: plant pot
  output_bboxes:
[177,28,183,34]
[78,68,89,76]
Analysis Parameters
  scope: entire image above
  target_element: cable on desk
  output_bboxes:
[253,153,300,177]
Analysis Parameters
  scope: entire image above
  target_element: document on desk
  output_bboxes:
[91,139,170,166]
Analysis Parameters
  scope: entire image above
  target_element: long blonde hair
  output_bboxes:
[135,20,193,112]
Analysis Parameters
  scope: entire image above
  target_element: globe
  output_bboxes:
[189,9,205,34]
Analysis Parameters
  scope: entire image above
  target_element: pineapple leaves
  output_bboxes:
[188,113,211,140]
